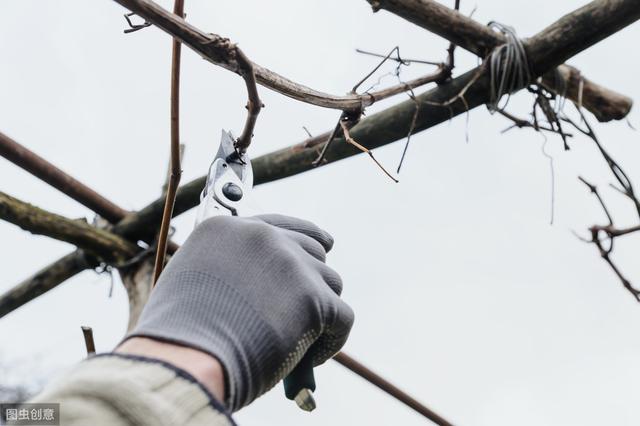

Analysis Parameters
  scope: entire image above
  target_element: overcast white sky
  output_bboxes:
[2,1,640,425]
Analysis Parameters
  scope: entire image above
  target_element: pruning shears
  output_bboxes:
[195,130,317,412]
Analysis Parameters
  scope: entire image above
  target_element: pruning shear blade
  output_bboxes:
[195,130,253,225]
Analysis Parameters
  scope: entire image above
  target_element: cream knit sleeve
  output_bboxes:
[30,354,234,426]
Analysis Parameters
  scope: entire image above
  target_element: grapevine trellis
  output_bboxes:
[1,0,639,424]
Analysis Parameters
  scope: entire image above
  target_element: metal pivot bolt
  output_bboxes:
[222,182,243,201]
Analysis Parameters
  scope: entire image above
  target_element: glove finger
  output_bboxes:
[284,231,343,295]
[254,214,334,252]
[285,230,327,263]
[309,297,354,366]
[318,263,343,295]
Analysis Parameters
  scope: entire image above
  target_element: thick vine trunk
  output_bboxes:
[120,257,155,330]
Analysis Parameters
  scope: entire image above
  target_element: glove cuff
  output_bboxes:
[127,269,283,411]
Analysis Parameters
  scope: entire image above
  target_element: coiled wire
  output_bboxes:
[486,22,532,112]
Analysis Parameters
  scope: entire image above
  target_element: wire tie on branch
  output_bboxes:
[486,22,532,113]
[88,214,157,270]
[123,12,151,34]
[114,244,156,269]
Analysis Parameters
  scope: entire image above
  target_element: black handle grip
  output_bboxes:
[284,354,316,400]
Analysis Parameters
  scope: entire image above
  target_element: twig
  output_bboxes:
[578,178,640,301]
[355,45,455,106]
[353,46,408,93]
[396,0,459,173]
[152,0,185,285]
[498,110,573,138]
[365,69,446,104]
[334,352,453,426]
[578,177,613,226]
[339,119,398,183]
[532,86,570,150]
[442,0,461,77]
[355,48,440,66]
[234,49,263,153]
[396,89,420,173]
[396,0,460,173]
[81,326,97,355]
[604,224,640,238]
[565,107,640,217]
[161,144,185,196]
[312,117,345,167]
[566,107,640,301]
[425,62,486,108]
[314,45,450,167]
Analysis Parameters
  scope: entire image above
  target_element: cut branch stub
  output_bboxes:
[540,65,632,122]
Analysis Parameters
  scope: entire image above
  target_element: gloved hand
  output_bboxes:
[127,214,354,411]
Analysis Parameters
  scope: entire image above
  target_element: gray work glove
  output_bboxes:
[127,214,354,411]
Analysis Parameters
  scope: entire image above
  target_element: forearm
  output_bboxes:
[30,352,233,426]
[116,337,226,403]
